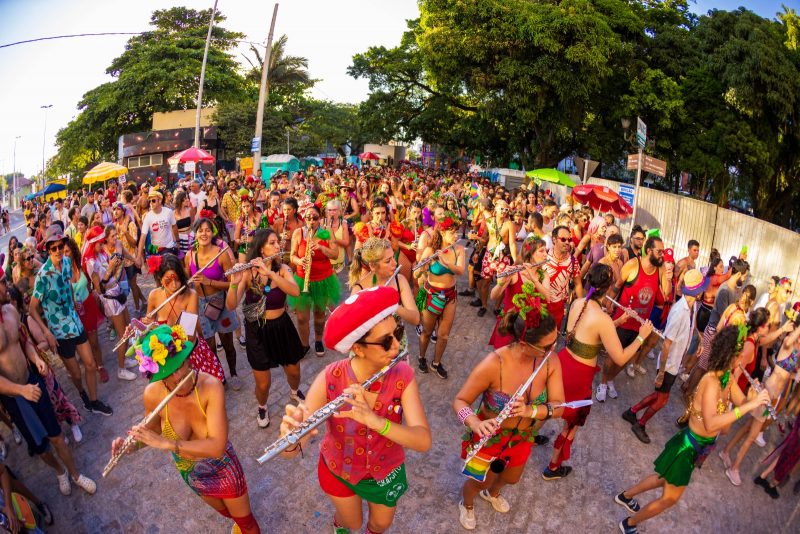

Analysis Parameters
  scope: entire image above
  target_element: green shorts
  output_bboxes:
[328,462,408,507]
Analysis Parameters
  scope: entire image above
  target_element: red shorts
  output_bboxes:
[460,429,534,468]
[547,300,566,329]
[318,455,355,498]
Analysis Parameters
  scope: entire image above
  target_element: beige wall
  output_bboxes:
[363,143,407,162]
[152,108,217,130]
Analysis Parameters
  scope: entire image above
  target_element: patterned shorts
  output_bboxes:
[481,249,512,280]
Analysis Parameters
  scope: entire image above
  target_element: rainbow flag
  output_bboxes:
[469,182,479,200]
[462,450,495,482]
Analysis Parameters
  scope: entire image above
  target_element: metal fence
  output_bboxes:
[576,177,800,301]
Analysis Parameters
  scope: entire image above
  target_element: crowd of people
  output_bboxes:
[0,163,798,533]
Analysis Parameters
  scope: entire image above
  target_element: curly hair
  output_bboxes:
[348,238,391,289]
[707,325,741,372]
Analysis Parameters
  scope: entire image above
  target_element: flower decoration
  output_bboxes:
[735,323,750,353]
[507,281,549,329]
[315,227,332,241]
[146,255,163,275]
[436,211,461,232]
[353,222,370,242]
[238,188,252,203]
[199,209,216,220]
[401,228,415,244]
[389,221,405,239]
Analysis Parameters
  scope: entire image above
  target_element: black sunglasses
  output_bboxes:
[49,243,65,253]
[358,325,404,351]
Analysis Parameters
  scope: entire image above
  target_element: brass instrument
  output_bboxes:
[301,224,314,293]
[256,351,408,464]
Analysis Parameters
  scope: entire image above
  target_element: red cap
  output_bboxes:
[323,286,399,353]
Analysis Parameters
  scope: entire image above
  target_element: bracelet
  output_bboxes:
[545,403,553,419]
[378,418,392,436]
[734,407,742,420]
[457,406,474,425]
[636,335,645,345]
[230,283,238,291]
[529,404,539,420]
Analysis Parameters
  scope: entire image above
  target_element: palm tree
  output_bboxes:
[243,34,313,90]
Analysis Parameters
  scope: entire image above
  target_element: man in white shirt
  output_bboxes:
[136,189,178,260]
[621,269,706,444]
[51,198,69,228]
[188,180,207,212]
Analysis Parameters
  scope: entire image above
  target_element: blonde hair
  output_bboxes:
[348,237,391,288]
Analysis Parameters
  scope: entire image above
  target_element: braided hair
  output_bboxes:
[567,263,614,343]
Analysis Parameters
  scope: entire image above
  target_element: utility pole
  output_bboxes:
[12,136,20,210]
[40,104,52,188]
[253,3,279,179]
[194,0,219,148]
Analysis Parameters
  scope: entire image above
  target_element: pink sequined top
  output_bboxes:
[319,358,414,484]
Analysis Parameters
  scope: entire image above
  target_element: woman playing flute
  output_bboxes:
[453,288,563,530]
[226,229,305,429]
[413,213,465,379]
[111,324,261,533]
[279,286,431,534]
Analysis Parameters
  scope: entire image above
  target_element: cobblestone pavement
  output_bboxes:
[5,269,797,534]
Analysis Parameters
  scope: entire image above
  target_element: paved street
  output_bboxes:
[3,266,797,534]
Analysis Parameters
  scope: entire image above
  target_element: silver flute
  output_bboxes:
[257,350,408,464]
[738,365,778,420]
[223,253,282,277]
[604,295,666,340]
[412,244,455,272]
[464,348,554,464]
[495,259,548,279]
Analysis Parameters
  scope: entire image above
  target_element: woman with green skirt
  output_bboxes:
[614,325,771,534]
[288,202,340,356]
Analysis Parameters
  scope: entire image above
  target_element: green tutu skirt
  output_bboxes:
[288,274,341,312]
[653,428,716,487]
[414,286,426,311]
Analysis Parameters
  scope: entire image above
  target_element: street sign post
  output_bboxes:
[636,117,647,149]
[642,155,667,177]
[251,137,261,152]
[626,153,640,170]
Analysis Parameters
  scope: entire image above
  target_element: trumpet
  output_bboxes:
[738,365,778,420]
[495,259,549,279]
[412,244,456,272]
[604,295,666,340]
[224,253,282,277]
[103,370,196,477]
[464,348,554,465]
[256,350,408,464]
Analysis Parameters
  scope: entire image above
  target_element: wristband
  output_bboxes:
[545,403,553,419]
[636,335,645,345]
[378,419,391,436]
[734,407,742,420]
[457,406,474,425]
[529,404,539,420]
[230,283,238,291]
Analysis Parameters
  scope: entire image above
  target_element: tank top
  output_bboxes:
[176,215,191,230]
[615,258,662,332]
[295,231,333,282]
[189,245,225,281]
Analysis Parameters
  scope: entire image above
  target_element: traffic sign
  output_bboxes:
[251,137,261,152]
[636,117,647,148]
[642,155,667,177]
[184,161,196,172]
[619,184,635,207]
[626,153,640,171]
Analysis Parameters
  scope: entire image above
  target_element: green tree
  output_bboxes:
[51,7,246,177]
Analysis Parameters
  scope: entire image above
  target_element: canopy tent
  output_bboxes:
[571,184,633,219]
[358,152,380,161]
[301,157,323,170]
[83,161,128,185]
[260,154,300,184]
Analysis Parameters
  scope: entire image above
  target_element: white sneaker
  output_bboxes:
[635,364,647,375]
[72,474,97,495]
[57,470,71,496]
[626,365,636,378]
[11,425,22,445]
[257,407,270,428]
[755,432,766,447]
[596,383,607,402]
[479,489,510,513]
[117,368,137,381]
[458,500,476,530]
[124,357,138,369]
[608,381,619,399]
[71,425,83,443]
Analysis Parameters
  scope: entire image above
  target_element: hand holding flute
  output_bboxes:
[604,295,664,340]
[738,365,778,420]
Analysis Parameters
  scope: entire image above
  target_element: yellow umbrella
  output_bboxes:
[83,162,128,185]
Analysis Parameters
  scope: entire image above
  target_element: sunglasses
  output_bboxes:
[149,199,159,204]
[304,215,320,221]
[556,236,571,243]
[24,255,33,262]
[49,243,65,253]
[358,325,404,352]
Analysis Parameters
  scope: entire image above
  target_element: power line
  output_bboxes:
[0,32,145,49]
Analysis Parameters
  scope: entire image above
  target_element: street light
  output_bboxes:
[13,136,20,210]
[41,104,52,188]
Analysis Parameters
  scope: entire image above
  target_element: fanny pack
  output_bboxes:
[203,292,225,322]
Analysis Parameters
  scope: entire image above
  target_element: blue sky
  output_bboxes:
[0,0,795,179]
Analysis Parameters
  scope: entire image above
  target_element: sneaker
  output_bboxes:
[477,307,487,317]
[431,362,448,379]
[621,408,638,425]
[117,368,137,381]
[626,364,636,378]
[11,425,22,445]
[619,517,639,534]
[469,298,482,308]
[458,500,476,530]
[56,470,71,496]
[417,358,429,373]
[229,375,243,391]
[88,399,113,416]
[431,331,438,344]
[97,366,110,383]
[542,465,572,480]
[596,383,608,402]
[635,364,647,375]
[755,432,766,447]
[479,489,510,513]
[315,341,325,356]
[754,475,770,490]
[124,357,138,369]
[257,408,270,428]
[765,484,779,499]
[72,474,96,495]
[238,335,246,346]
[71,425,83,443]
[290,389,305,404]
[718,449,732,469]
[679,372,690,382]
[415,324,423,336]
[614,492,641,514]
[458,288,475,297]
[631,423,651,444]
[725,467,742,486]
[80,391,91,411]
[608,381,619,399]
[534,434,550,446]
[37,502,53,525]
